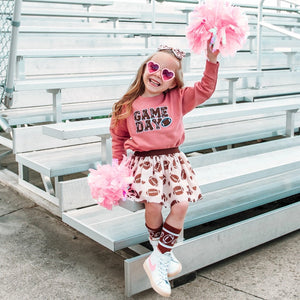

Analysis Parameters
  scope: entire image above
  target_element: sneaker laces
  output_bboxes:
[158,252,171,283]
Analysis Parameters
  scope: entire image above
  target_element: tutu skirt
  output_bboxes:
[127,148,203,208]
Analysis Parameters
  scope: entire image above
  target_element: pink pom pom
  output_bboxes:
[186,0,249,56]
[87,156,133,210]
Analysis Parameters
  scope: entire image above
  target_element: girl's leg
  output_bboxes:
[143,202,188,297]
[158,201,189,254]
[165,201,189,229]
[143,202,172,297]
[144,202,163,229]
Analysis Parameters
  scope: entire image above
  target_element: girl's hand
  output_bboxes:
[207,40,220,64]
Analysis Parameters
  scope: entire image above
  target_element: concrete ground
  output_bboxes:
[0,179,299,300]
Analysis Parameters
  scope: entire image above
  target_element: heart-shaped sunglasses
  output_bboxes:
[146,61,175,81]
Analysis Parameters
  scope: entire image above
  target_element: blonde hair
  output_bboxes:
[111,49,184,128]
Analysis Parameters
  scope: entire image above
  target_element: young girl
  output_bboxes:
[110,43,219,297]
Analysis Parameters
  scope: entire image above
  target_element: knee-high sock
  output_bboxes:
[158,222,181,254]
[146,223,163,240]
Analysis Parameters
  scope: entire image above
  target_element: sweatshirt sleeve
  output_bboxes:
[181,60,219,115]
[109,117,130,162]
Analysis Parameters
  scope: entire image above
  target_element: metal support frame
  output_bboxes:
[285,52,296,71]
[0,116,12,134]
[16,55,25,79]
[0,135,13,149]
[256,0,265,89]
[285,109,298,137]
[18,163,29,182]
[182,53,191,72]
[226,78,239,104]
[47,89,62,123]
[151,0,156,29]
[0,150,12,161]
[41,174,55,195]
[100,135,112,164]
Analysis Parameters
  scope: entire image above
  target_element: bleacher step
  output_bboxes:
[182,113,300,153]
[16,142,102,177]
[62,167,300,252]
[196,145,300,193]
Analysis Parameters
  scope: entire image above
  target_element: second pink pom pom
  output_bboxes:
[87,156,133,210]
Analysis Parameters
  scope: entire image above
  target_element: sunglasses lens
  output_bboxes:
[162,69,175,81]
[147,61,159,73]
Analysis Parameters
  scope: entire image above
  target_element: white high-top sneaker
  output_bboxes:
[149,238,182,278]
[143,247,172,297]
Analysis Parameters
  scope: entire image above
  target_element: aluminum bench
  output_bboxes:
[61,135,300,296]
[273,47,300,71]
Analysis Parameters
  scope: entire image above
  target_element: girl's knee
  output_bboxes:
[171,201,189,216]
[145,202,163,214]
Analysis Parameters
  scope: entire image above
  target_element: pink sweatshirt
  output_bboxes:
[110,60,219,162]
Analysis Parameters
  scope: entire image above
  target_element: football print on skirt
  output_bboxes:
[127,152,203,207]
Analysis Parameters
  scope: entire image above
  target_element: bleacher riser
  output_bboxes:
[18,36,147,49]
[18,52,289,78]
[17,52,300,80]
[20,56,148,77]
[192,52,292,70]
[260,70,300,86]
[12,85,128,109]
[18,35,189,50]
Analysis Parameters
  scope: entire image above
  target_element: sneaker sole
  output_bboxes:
[168,263,182,278]
[143,260,171,297]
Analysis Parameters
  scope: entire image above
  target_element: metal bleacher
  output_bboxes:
[0,0,300,297]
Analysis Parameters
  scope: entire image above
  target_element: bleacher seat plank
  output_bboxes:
[63,167,300,251]
[23,0,113,6]
[17,48,157,58]
[19,26,185,37]
[182,113,300,153]
[14,74,134,91]
[183,97,300,125]
[16,142,101,177]
[40,99,300,142]
[2,103,112,127]
[12,125,100,154]
[236,84,300,101]
[188,134,300,167]
[43,118,111,139]
[195,145,300,193]
[21,10,141,20]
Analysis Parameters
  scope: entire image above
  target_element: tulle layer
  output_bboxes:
[186,0,249,56]
[127,152,202,208]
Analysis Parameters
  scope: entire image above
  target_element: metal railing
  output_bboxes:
[256,0,300,88]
